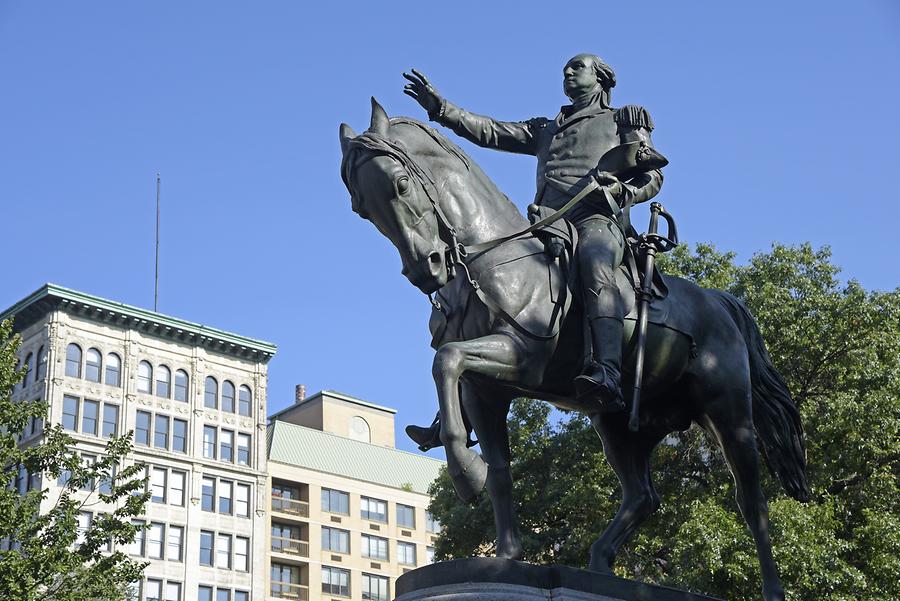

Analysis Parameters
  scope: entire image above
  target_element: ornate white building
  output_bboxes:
[3,284,276,601]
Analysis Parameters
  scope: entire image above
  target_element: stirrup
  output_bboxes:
[574,364,625,413]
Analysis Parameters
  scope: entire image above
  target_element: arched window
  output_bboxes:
[238,385,252,417]
[137,361,153,394]
[35,346,47,382]
[22,353,33,390]
[65,344,82,378]
[85,348,102,383]
[222,380,235,412]
[174,370,189,402]
[156,365,171,398]
[349,416,371,443]
[204,377,218,409]
[105,353,121,387]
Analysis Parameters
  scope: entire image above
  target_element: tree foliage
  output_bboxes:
[0,319,149,601]
[428,243,899,601]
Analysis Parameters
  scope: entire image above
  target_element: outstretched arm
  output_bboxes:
[403,69,541,156]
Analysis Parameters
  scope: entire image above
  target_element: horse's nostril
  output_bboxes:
[429,251,442,265]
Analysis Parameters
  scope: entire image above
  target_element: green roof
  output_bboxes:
[267,420,445,495]
[1,283,277,363]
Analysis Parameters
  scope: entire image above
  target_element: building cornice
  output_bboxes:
[1,283,277,363]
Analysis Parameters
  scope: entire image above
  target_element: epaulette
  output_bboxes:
[524,117,550,130]
[614,105,654,132]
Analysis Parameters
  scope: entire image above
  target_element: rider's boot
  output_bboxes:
[574,316,625,412]
[405,411,478,451]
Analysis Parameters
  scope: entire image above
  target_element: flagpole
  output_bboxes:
[154,171,160,312]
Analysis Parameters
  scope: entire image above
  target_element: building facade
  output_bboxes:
[267,390,445,601]
[3,284,276,601]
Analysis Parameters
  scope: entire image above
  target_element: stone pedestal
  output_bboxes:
[395,558,724,601]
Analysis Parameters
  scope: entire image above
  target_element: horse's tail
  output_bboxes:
[716,291,811,502]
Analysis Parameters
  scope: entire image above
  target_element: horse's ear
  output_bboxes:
[339,123,357,155]
[369,97,390,135]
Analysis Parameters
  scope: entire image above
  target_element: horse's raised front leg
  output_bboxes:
[432,333,530,503]
[458,382,521,559]
[589,413,664,573]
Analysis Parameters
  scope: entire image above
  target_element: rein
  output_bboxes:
[343,125,594,342]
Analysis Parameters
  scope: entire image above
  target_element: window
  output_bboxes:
[172,419,187,453]
[66,343,82,378]
[148,523,164,559]
[99,463,116,495]
[321,488,349,514]
[216,591,230,601]
[23,352,33,388]
[397,504,416,528]
[137,361,152,394]
[203,426,216,459]
[80,455,96,491]
[165,470,183,506]
[150,468,167,503]
[130,520,146,556]
[82,399,99,435]
[166,525,183,562]
[362,573,389,601]
[234,592,247,601]
[236,433,250,466]
[198,587,212,601]
[85,348,102,383]
[165,582,182,601]
[272,564,300,598]
[321,527,350,553]
[222,381,235,413]
[220,430,233,462]
[35,346,47,382]
[234,537,249,572]
[62,395,79,431]
[426,546,435,564]
[201,477,216,511]
[361,497,387,522]
[76,511,91,546]
[426,511,441,533]
[156,365,171,398]
[204,377,218,408]
[238,385,251,417]
[218,480,233,514]
[322,566,350,597]
[104,353,120,386]
[174,370,188,402]
[136,411,151,446]
[397,541,417,565]
[216,533,231,569]
[145,579,161,601]
[102,404,119,437]
[199,531,214,566]
[235,483,250,517]
[154,415,169,449]
[361,534,388,560]
[271,523,296,552]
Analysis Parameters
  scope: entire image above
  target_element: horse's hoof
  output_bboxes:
[448,448,487,503]
[587,546,615,574]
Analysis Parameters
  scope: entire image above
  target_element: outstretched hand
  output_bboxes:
[403,69,442,116]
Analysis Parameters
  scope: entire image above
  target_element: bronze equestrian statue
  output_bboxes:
[338,55,809,601]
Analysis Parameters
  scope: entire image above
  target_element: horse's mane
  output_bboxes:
[341,116,523,222]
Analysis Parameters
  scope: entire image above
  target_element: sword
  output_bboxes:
[629,201,678,432]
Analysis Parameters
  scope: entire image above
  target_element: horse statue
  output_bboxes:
[339,98,809,601]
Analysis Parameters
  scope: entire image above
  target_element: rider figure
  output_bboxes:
[403,54,662,443]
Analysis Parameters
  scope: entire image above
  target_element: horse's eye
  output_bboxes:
[396,176,410,195]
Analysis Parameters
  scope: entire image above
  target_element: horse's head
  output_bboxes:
[340,98,451,294]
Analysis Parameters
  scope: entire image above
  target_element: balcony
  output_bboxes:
[272,536,309,558]
[271,496,309,518]
[270,582,308,600]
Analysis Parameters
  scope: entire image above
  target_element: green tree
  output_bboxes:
[0,319,149,601]
[428,243,899,601]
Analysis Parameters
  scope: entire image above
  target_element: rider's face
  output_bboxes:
[563,55,600,100]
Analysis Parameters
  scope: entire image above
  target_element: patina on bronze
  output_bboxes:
[339,56,809,601]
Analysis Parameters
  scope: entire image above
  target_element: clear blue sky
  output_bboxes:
[1,1,898,455]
